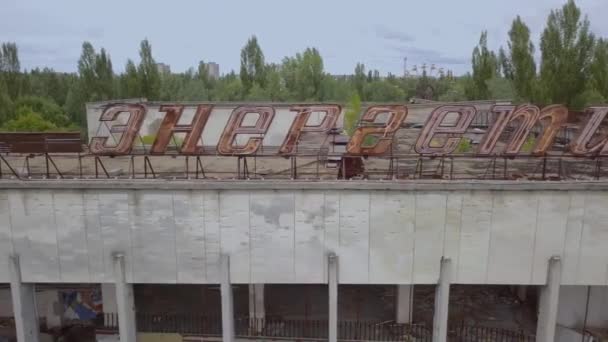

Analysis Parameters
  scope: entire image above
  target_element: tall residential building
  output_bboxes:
[156,63,171,74]
[205,62,220,79]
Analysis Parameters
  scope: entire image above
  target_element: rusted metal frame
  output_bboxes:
[290,156,297,179]
[129,156,135,178]
[395,157,400,180]
[195,156,205,179]
[0,154,19,179]
[432,156,446,178]
[449,157,454,180]
[44,153,63,179]
[253,154,257,179]
[387,157,394,180]
[25,155,31,177]
[243,157,249,179]
[414,157,423,179]
[78,153,83,178]
[185,156,189,179]
[144,156,155,179]
[595,158,602,180]
[94,156,110,178]
[237,156,241,179]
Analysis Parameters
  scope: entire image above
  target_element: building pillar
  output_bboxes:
[536,256,562,342]
[249,284,265,333]
[396,285,413,324]
[516,285,528,302]
[9,255,40,342]
[101,283,117,327]
[328,253,338,342]
[113,253,136,342]
[220,255,235,342]
[432,257,452,342]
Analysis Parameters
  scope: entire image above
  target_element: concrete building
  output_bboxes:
[205,62,219,79]
[1,180,608,341]
[156,63,171,74]
[2,100,608,341]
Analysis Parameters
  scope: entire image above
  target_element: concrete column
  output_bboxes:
[101,283,117,327]
[432,257,452,342]
[396,285,413,324]
[220,255,235,342]
[248,284,265,333]
[9,255,40,342]
[536,256,562,342]
[328,253,338,342]
[517,286,528,302]
[113,253,136,342]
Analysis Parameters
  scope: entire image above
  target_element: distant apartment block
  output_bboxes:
[156,62,171,74]
[205,62,220,79]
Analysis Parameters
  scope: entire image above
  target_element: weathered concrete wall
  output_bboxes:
[1,180,607,285]
[557,285,608,329]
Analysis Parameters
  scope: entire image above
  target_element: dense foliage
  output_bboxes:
[0,0,605,134]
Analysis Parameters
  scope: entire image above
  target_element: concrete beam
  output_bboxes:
[396,285,413,324]
[536,256,562,342]
[220,255,234,342]
[4,179,608,192]
[113,253,136,342]
[328,253,338,342]
[432,257,452,342]
[248,284,265,333]
[9,255,40,342]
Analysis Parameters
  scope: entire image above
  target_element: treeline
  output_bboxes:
[0,37,467,135]
[466,0,608,109]
[0,0,605,134]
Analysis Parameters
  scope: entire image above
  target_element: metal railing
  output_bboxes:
[97,313,535,341]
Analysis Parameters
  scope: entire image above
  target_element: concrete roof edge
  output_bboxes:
[1,179,608,191]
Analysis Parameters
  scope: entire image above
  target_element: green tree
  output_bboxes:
[64,80,87,127]
[501,16,537,101]
[353,63,366,99]
[77,42,114,101]
[344,93,361,137]
[540,0,595,108]
[1,106,58,132]
[213,73,244,101]
[240,36,266,92]
[591,38,608,100]
[14,96,70,127]
[466,31,497,100]
[295,48,325,100]
[0,79,14,124]
[78,42,97,98]
[265,64,286,101]
[137,39,161,100]
[365,80,405,102]
[0,42,21,99]
[95,48,114,100]
[120,59,141,98]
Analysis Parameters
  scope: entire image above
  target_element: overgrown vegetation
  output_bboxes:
[0,0,606,134]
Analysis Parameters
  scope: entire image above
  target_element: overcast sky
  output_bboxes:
[1,0,607,76]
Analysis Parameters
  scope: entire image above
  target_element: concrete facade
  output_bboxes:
[1,180,608,286]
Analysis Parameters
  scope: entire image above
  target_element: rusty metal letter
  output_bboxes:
[570,107,608,156]
[414,105,476,154]
[279,105,341,154]
[89,103,146,155]
[150,104,212,154]
[346,105,408,155]
[217,106,275,155]
[477,104,540,155]
[532,105,568,155]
